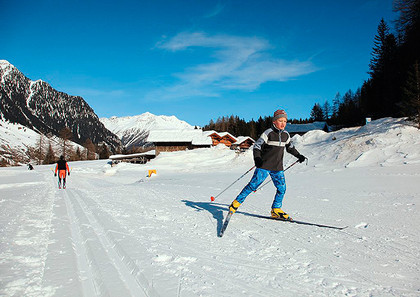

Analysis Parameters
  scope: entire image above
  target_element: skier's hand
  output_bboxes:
[68,172,70,176]
[254,157,263,168]
[297,154,306,163]
[54,173,57,177]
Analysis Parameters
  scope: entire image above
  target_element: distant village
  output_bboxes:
[109,121,329,165]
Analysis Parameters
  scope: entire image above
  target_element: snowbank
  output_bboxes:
[292,118,420,169]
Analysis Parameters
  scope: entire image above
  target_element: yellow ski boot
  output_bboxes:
[229,200,241,214]
[271,208,292,221]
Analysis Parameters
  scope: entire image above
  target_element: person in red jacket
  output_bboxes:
[54,155,70,189]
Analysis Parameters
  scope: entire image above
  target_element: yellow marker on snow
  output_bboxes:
[147,169,157,177]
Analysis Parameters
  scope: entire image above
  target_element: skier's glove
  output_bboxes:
[54,173,57,177]
[297,154,306,163]
[254,157,263,168]
[68,172,70,176]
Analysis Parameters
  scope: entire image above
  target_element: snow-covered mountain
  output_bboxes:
[100,112,195,148]
[0,60,121,149]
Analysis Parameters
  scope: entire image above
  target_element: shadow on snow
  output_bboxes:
[182,200,347,232]
[181,200,229,235]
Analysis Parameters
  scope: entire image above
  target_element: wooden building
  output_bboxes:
[109,150,156,166]
[204,131,222,146]
[217,132,238,147]
[147,129,212,154]
[203,131,238,147]
[231,136,255,151]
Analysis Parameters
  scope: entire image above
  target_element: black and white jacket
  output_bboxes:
[253,124,301,171]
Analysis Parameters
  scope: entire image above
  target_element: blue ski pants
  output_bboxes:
[235,168,286,209]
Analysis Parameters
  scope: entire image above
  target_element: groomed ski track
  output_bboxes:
[1,159,419,297]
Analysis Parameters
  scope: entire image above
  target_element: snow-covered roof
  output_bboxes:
[109,150,156,160]
[203,130,219,137]
[217,132,238,142]
[146,129,212,145]
[235,136,255,144]
[286,121,329,133]
[204,131,238,142]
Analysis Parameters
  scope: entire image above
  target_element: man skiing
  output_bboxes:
[228,109,306,220]
[54,155,70,189]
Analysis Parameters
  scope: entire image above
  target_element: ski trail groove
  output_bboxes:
[78,190,162,297]
[63,190,98,296]
[67,189,159,297]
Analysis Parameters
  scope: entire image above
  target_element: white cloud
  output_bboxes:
[204,1,227,18]
[151,32,317,100]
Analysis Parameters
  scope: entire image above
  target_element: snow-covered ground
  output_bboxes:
[1,118,419,296]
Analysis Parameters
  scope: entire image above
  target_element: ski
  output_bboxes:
[251,214,347,230]
[218,212,233,237]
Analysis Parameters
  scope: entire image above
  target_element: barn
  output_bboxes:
[146,129,212,154]
[203,131,222,146]
[109,150,156,165]
[217,132,238,147]
[203,131,238,147]
[231,136,255,150]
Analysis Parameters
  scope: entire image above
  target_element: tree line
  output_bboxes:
[1,125,118,167]
[205,0,420,136]
[203,115,313,140]
[310,0,420,128]
[22,127,114,166]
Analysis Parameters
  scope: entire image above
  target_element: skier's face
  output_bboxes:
[273,118,287,130]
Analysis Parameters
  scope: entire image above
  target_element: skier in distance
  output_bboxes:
[228,109,306,220]
[54,155,70,189]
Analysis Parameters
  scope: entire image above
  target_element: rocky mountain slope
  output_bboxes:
[0,60,121,149]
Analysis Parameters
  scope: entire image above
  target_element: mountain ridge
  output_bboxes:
[0,60,121,149]
[100,112,195,149]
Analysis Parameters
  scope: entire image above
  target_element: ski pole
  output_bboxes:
[254,159,300,193]
[211,166,255,202]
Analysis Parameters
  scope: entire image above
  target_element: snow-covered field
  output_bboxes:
[1,118,419,296]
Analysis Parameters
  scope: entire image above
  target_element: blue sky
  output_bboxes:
[1,0,397,126]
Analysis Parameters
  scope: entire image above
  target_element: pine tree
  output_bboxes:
[335,90,363,127]
[322,100,331,121]
[365,19,399,118]
[43,142,56,164]
[394,0,420,43]
[35,134,46,165]
[208,119,215,130]
[99,144,111,159]
[333,92,341,112]
[401,61,420,127]
[59,127,73,159]
[369,19,392,77]
[75,147,82,161]
[310,103,324,121]
[84,138,96,160]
